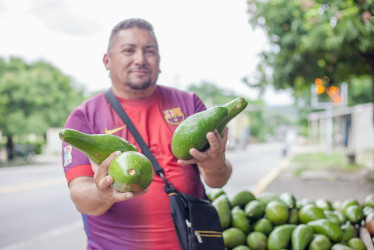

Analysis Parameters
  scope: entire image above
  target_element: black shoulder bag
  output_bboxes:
[105,89,225,250]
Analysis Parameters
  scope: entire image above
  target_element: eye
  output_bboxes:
[145,49,157,56]
[122,48,134,55]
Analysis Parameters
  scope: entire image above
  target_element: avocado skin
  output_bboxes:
[216,97,248,134]
[267,224,297,249]
[291,224,314,250]
[307,218,343,242]
[171,106,228,160]
[59,128,138,165]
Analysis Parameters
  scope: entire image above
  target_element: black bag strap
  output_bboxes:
[104,88,174,192]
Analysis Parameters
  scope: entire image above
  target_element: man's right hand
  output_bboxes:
[91,151,135,203]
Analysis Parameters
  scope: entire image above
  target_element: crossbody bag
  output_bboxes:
[104,88,225,250]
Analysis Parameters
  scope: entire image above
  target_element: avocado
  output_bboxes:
[230,190,256,208]
[222,227,246,249]
[291,224,314,250]
[108,151,153,193]
[280,192,297,209]
[231,206,251,234]
[59,128,137,165]
[299,204,326,224]
[212,194,232,230]
[331,243,354,250]
[324,210,342,226]
[307,218,343,242]
[245,200,265,220]
[288,208,299,224]
[340,223,357,243]
[345,204,364,224]
[171,106,228,160]
[341,199,359,215]
[308,234,332,250]
[265,200,289,225]
[347,237,366,250]
[232,245,250,250]
[316,198,333,211]
[256,192,284,207]
[246,231,267,250]
[207,188,226,201]
[364,194,374,208]
[216,97,248,134]
[254,218,273,235]
[267,224,296,249]
[333,210,347,225]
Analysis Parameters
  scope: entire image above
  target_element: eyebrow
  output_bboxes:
[119,43,158,49]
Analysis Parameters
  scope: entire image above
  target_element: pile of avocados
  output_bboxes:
[208,189,374,250]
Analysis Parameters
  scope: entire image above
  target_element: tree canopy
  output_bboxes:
[245,0,374,106]
[0,57,86,142]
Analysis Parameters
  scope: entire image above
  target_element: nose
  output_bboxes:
[133,50,145,65]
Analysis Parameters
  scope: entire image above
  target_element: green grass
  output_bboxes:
[291,151,364,177]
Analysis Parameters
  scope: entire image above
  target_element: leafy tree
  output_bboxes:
[0,57,86,160]
[245,0,374,115]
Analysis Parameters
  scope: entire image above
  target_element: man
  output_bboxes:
[62,18,232,250]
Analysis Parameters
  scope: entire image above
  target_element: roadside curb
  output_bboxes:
[253,155,291,196]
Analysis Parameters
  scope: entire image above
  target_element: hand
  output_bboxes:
[178,127,228,172]
[91,151,138,203]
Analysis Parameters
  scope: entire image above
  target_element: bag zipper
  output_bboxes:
[185,219,222,244]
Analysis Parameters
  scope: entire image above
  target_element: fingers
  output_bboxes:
[178,128,229,163]
[93,151,121,184]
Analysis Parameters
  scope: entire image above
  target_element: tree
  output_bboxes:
[0,57,86,160]
[245,0,374,115]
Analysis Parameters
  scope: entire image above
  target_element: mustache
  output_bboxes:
[129,66,151,72]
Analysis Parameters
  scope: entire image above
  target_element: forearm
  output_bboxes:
[69,177,115,216]
[199,159,232,188]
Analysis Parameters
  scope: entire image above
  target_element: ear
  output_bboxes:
[103,53,110,70]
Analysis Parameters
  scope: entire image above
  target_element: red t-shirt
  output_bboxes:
[62,85,206,250]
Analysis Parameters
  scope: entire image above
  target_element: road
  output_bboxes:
[0,142,285,250]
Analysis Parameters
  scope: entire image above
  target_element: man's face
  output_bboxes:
[104,28,160,94]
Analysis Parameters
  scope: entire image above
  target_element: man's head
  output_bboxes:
[103,18,161,99]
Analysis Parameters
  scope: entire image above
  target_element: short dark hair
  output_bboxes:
[107,18,158,52]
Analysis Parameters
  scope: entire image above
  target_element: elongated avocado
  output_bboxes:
[216,97,248,134]
[171,106,228,160]
[59,128,138,165]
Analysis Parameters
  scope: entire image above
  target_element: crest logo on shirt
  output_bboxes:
[163,107,184,125]
[63,145,72,167]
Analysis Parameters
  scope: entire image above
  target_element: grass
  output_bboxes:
[290,151,364,177]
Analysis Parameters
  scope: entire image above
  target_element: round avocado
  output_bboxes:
[246,231,267,250]
[222,227,246,249]
[109,151,153,193]
[265,200,289,225]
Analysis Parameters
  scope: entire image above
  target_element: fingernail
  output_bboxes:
[126,193,133,199]
[115,151,121,155]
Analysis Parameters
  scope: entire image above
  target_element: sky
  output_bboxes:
[0,0,293,105]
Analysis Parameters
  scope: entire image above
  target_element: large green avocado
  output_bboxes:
[59,128,138,165]
[109,151,153,193]
[171,97,248,160]
[171,106,228,160]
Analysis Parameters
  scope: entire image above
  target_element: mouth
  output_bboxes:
[130,68,150,75]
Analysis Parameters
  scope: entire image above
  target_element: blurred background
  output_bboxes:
[0,0,373,249]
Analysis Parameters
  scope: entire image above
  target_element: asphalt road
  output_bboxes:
[0,142,285,250]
